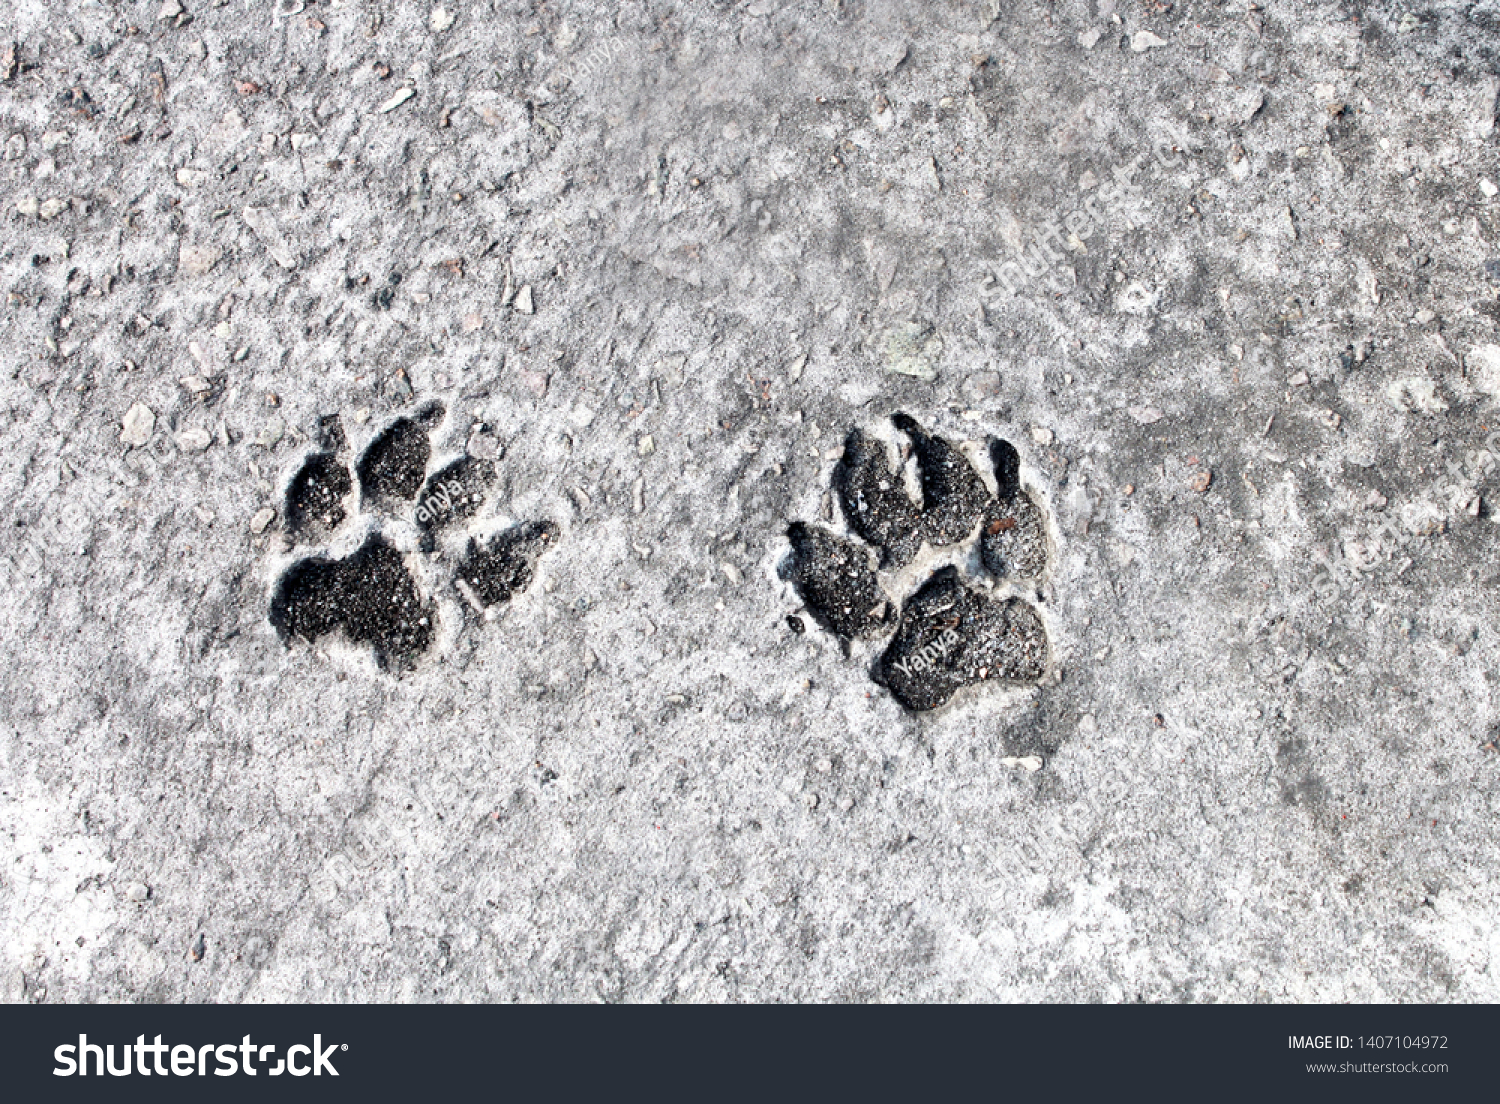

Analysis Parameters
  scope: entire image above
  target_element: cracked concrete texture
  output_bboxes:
[3,0,1500,1002]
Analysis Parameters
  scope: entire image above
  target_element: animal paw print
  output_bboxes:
[269,402,558,670]
[784,413,1051,711]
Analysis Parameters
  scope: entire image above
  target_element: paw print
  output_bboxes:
[784,414,1051,711]
[269,402,558,670]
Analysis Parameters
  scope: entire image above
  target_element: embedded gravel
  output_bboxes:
[3,0,1500,1003]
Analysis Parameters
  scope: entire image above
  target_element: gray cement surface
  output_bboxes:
[3,0,1500,1002]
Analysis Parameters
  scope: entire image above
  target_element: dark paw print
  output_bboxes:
[269,403,557,670]
[784,414,1051,711]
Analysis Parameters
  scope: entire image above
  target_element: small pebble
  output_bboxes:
[250,507,275,534]
[178,243,221,276]
[176,427,212,452]
[999,756,1045,772]
[377,87,415,114]
[120,402,155,446]
[467,432,502,460]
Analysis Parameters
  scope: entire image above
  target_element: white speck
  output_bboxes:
[515,284,534,314]
[1481,178,1498,198]
[455,578,486,613]
[250,507,275,534]
[429,7,454,32]
[377,88,416,114]
[1130,30,1167,51]
[999,756,1044,772]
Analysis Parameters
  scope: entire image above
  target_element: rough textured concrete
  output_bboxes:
[3,0,1500,1002]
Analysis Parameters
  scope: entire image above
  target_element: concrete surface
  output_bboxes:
[3,0,1500,1002]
